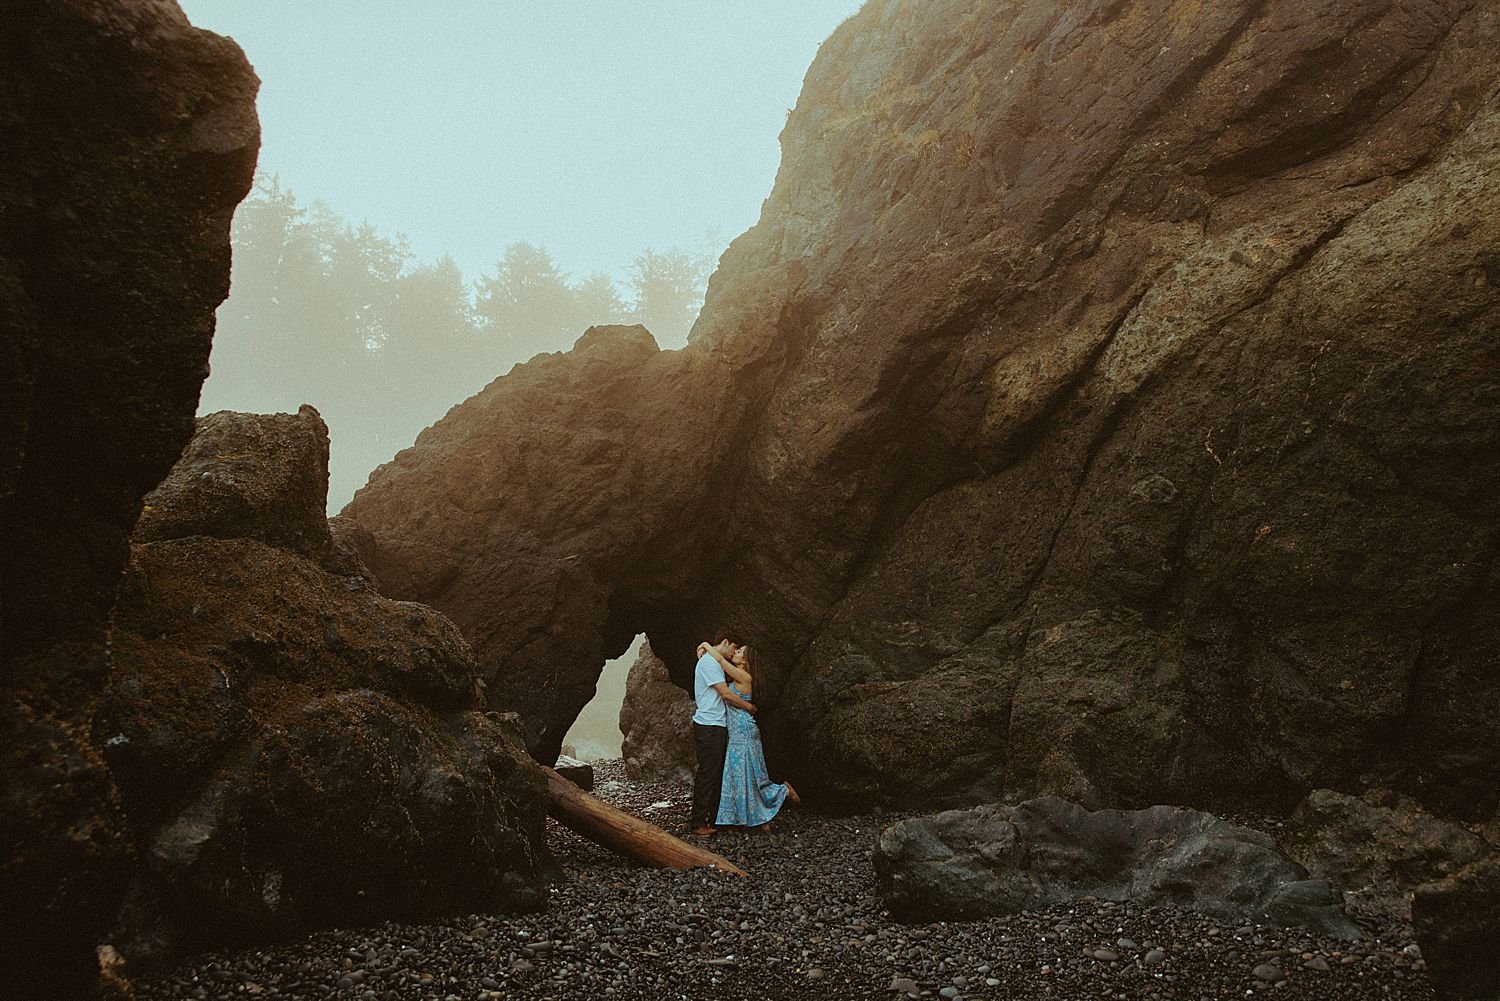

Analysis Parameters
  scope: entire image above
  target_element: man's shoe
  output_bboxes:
[689,825,718,836]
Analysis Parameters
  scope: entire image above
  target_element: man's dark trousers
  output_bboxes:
[691,722,729,827]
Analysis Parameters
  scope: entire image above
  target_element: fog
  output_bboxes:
[180,2,863,509]
[561,636,643,762]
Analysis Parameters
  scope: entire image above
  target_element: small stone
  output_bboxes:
[807,968,824,980]
[1303,957,1330,972]
[1252,963,1284,982]
[1144,949,1167,967]
[890,975,920,996]
[1093,948,1120,962]
[1118,938,1138,950]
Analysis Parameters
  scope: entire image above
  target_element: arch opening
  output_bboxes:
[559,633,645,762]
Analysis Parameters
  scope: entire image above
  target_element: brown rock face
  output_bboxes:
[348,324,746,756]
[1280,788,1492,920]
[104,409,550,967]
[345,0,1500,821]
[133,405,347,571]
[0,2,258,992]
[619,641,695,785]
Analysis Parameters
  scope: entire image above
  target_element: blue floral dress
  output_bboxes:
[716,683,789,826]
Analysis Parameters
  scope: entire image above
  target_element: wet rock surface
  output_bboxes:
[1281,788,1493,921]
[619,640,695,785]
[874,797,1357,937]
[344,0,1500,821]
[104,409,551,969]
[0,1,258,993]
[135,762,1439,1001]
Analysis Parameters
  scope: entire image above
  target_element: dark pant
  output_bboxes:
[691,722,729,827]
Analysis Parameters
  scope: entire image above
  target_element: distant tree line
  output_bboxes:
[202,175,716,509]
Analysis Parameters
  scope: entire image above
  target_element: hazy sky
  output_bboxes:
[178,1,865,284]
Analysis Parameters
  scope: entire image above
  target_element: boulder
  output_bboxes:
[1413,856,1500,999]
[101,408,550,967]
[0,2,257,993]
[874,797,1358,937]
[553,755,595,791]
[619,641,695,785]
[343,0,1500,821]
[133,405,348,570]
[1280,788,1492,920]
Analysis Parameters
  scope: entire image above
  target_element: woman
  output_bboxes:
[696,641,800,830]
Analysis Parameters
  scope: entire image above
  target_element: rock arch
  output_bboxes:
[344,0,1500,821]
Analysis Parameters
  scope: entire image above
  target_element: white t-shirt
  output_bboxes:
[692,651,727,726]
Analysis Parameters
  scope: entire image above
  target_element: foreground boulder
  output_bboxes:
[1412,856,1500,999]
[874,798,1358,937]
[344,0,1500,820]
[619,641,695,785]
[1280,788,1492,920]
[0,2,257,993]
[102,408,550,966]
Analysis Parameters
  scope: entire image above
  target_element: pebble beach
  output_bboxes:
[137,761,1436,1001]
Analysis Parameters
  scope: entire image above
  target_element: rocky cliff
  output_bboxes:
[619,640,695,785]
[345,0,1500,823]
[0,1,258,992]
[105,407,550,966]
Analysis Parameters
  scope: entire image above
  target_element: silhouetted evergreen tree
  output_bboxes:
[474,242,577,361]
[626,246,711,347]
[571,272,632,336]
[204,174,718,509]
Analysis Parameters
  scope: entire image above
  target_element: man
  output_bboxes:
[689,631,757,836]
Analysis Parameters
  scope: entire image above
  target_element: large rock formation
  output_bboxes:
[0,2,258,992]
[619,641,695,785]
[873,797,1358,937]
[104,407,551,966]
[344,0,1500,824]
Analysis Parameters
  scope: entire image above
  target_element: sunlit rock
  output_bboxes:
[345,0,1500,826]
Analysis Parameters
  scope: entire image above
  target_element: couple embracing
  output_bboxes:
[688,632,799,836]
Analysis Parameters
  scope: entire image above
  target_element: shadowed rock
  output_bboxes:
[133,404,352,571]
[101,408,551,968]
[344,0,1500,823]
[619,640,695,785]
[1280,788,1492,921]
[874,797,1359,937]
[1413,856,1500,999]
[0,2,258,993]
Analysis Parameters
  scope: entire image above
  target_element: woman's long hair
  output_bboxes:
[740,644,764,703]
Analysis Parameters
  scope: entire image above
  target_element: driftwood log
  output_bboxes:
[543,767,747,877]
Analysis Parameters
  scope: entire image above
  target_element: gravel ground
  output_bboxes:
[136,760,1435,1000]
